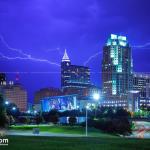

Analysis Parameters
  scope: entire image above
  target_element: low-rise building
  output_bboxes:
[0,83,27,112]
[34,87,62,104]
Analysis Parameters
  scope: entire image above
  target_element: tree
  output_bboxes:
[35,115,44,125]
[19,117,30,124]
[9,115,15,125]
[0,94,9,128]
[68,116,77,126]
[6,103,20,117]
[115,108,130,118]
[49,115,59,124]
[48,109,59,124]
[114,118,132,135]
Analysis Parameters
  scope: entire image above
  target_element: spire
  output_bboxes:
[62,49,70,62]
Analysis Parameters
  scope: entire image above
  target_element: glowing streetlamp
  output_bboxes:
[34,110,37,114]
[85,93,100,137]
[5,101,9,105]
[93,93,100,101]
[27,110,31,114]
[93,93,100,118]
[12,107,16,111]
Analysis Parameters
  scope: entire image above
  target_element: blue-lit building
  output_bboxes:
[102,34,133,108]
[132,73,150,108]
[41,94,77,112]
[61,50,91,95]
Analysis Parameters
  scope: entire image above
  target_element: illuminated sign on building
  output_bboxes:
[41,95,77,112]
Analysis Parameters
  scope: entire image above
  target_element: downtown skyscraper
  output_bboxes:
[61,50,91,95]
[102,34,133,107]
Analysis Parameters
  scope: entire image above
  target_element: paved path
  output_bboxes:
[7,121,150,139]
[7,130,85,137]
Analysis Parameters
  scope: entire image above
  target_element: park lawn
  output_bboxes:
[1,136,150,150]
[9,125,116,137]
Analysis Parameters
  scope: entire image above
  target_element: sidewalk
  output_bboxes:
[7,130,85,137]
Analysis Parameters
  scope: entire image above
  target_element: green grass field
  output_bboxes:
[9,125,116,137]
[1,136,150,150]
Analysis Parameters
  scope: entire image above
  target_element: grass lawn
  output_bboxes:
[9,125,116,137]
[1,136,150,150]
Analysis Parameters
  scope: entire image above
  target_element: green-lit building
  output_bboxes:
[102,34,133,108]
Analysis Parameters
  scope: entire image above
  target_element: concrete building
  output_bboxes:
[0,83,27,112]
[34,87,62,104]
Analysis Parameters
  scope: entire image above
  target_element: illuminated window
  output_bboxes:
[111,34,117,39]
[112,41,117,45]
[112,80,117,95]
[118,36,127,41]
[119,41,127,47]
[117,65,122,73]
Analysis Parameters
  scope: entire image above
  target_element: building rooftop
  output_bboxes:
[62,49,70,62]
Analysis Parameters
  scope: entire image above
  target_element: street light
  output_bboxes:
[93,93,100,101]
[34,110,37,114]
[5,101,9,105]
[85,93,100,137]
[93,93,100,119]
[12,107,16,111]
[27,110,31,114]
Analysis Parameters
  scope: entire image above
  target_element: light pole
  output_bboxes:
[85,93,100,136]
[93,93,100,119]
[85,105,89,137]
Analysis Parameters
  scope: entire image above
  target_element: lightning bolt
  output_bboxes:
[133,42,150,49]
[0,52,60,66]
[46,47,63,56]
[0,35,60,66]
[84,51,102,66]
[84,41,150,66]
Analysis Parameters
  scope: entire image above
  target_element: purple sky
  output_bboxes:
[0,0,150,102]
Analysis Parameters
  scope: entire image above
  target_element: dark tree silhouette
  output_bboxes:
[68,116,77,126]
[48,109,59,124]
[0,94,9,128]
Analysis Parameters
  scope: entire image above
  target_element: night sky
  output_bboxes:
[0,0,150,102]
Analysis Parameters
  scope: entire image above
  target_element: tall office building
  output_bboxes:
[102,34,133,107]
[61,50,91,95]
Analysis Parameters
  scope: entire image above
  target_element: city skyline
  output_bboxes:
[0,0,150,102]
[0,1,150,148]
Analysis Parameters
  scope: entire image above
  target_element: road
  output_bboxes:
[130,121,150,139]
